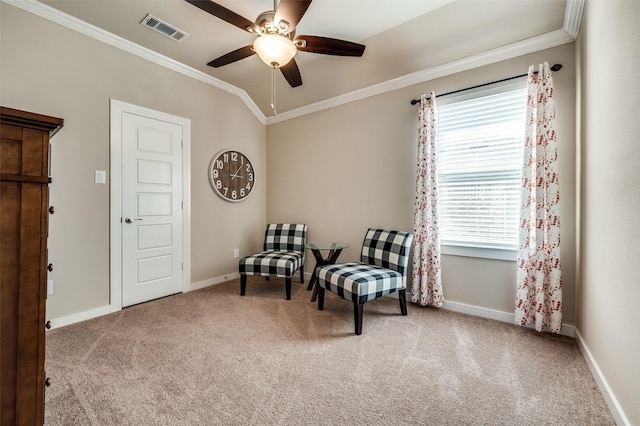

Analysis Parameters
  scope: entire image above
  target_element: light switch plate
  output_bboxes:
[95,170,106,184]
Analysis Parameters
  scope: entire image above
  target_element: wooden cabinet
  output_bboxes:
[1,107,63,425]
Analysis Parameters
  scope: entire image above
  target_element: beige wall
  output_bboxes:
[2,0,637,422]
[0,4,267,320]
[267,43,577,322]
[577,0,640,423]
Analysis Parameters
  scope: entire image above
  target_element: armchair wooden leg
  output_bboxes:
[299,265,304,283]
[240,274,247,296]
[317,287,325,310]
[399,289,408,316]
[285,278,292,300]
[354,303,363,335]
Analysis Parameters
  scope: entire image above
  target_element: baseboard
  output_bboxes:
[47,304,119,330]
[187,272,240,292]
[575,330,630,426]
[47,275,577,342]
[441,300,576,338]
[47,275,625,423]
[48,272,240,329]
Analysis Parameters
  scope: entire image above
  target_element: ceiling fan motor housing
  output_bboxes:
[254,10,292,36]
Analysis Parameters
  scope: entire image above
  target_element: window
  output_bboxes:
[437,85,527,256]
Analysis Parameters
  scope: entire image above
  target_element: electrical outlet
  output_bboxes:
[47,279,53,295]
[233,248,239,258]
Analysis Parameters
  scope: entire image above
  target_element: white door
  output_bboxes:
[121,112,183,307]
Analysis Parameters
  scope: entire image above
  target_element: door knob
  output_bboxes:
[124,217,143,224]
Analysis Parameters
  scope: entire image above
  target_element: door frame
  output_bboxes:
[109,99,191,312]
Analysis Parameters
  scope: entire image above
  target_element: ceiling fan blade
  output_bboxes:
[185,0,259,33]
[280,59,303,88]
[274,0,312,34]
[295,35,365,57]
[207,45,256,68]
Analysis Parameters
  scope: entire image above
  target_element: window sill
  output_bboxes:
[441,244,517,261]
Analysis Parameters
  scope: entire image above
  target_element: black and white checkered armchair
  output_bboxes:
[238,224,307,300]
[316,228,414,335]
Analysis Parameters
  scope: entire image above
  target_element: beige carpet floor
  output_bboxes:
[44,277,614,425]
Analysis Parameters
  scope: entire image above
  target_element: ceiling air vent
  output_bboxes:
[140,14,189,42]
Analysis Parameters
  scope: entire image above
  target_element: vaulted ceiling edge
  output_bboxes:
[3,0,582,126]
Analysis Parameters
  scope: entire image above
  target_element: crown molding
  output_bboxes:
[563,0,585,39]
[267,0,584,125]
[5,0,584,127]
[1,0,267,124]
[267,28,573,125]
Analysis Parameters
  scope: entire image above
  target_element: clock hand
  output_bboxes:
[230,163,244,180]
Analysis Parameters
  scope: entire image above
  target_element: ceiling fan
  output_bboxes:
[185,0,366,88]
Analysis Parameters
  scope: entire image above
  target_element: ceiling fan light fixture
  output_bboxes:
[253,34,297,68]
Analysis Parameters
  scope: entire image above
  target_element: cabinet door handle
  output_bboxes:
[47,263,54,272]
[44,378,51,387]
[45,321,52,330]
[48,206,55,214]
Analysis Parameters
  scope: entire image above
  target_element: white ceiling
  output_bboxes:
[36,0,568,118]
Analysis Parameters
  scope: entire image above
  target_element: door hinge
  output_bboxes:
[181,201,183,210]
[181,139,183,148]
[181,262,183,271]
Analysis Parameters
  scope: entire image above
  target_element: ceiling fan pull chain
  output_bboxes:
[271,65,277,115]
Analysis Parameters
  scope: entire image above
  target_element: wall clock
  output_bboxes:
[208,149,255,202]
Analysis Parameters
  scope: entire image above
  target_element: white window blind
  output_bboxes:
[437,87,527,250]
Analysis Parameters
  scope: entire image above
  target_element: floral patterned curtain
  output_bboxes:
[515,62,562,333]
[412,92,444,307]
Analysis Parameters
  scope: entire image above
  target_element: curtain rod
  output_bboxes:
[410,63,563,105]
